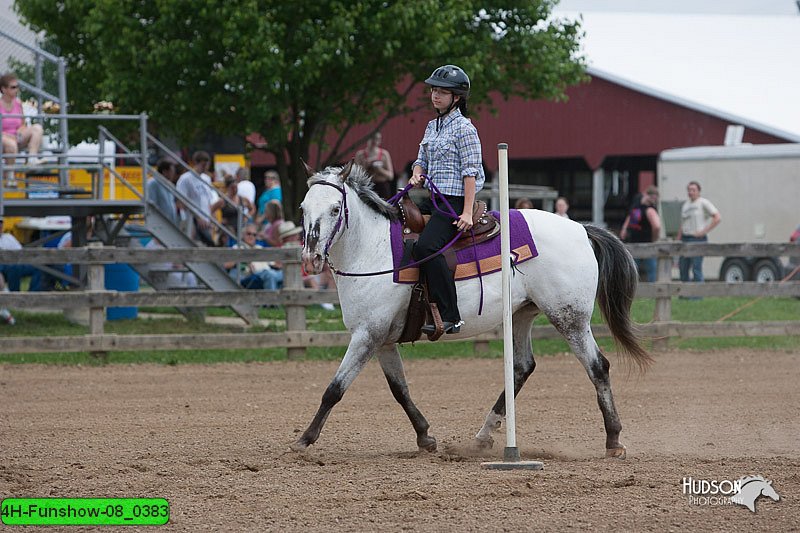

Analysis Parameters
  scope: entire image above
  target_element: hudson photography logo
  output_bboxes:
[682,475,781,512]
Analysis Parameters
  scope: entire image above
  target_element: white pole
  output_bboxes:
[481,144,543,470]
[498,143,518,459]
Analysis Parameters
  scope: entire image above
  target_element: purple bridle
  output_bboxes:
[305,179,351,259]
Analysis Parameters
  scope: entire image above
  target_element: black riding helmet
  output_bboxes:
[425,65,470,96]
[426,65,470,128]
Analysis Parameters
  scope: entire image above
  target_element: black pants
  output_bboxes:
[413,194,464,323]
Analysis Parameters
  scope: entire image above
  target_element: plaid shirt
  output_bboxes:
[413,109,485,197]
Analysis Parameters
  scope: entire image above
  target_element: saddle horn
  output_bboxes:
[338,159,354,182]
[301,159,316,178]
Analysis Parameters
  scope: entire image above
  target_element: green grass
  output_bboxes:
[1,297,798,365]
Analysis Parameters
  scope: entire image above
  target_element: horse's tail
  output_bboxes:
[585,224,653,371]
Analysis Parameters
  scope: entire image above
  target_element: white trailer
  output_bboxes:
[658,143,800,281]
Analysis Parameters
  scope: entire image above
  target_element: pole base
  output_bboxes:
[481,447,544,470]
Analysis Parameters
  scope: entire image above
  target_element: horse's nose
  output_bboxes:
[301,250,323,275]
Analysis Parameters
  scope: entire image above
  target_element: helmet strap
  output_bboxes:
[435,94,459,131]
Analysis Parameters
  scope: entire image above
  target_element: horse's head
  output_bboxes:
[762,480,780,502]
[300,160,399,274]
[300,161,353,274]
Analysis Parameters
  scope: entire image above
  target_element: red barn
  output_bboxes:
[251,67,797,230]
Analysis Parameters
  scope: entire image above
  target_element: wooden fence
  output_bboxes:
[1,242,799,357]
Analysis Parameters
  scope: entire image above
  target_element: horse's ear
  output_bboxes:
[301,159,315,178]
[338,159,354,182]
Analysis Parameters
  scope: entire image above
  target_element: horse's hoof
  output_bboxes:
[418,435,437,452]
[474,436,494,450]
[605,446,627,459]
[290,440,309,452]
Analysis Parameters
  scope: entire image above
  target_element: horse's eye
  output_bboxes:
[331,206,340,216]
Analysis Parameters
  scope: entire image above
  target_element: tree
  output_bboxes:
[15,0,586,218]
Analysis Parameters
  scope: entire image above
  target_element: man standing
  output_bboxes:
[176,151,218,245]
[235,167,256,218]
[257,170,282,218]
[677,181,721,284]
[146,158,180,225]
[620,186,662,282]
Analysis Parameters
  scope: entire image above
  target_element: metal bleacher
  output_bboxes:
[1,30,257,324]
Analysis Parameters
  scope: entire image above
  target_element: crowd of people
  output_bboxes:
[143,151,337,309]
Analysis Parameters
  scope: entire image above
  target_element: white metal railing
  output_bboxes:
[0,113,149,218]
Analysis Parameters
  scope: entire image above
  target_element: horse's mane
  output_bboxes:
[308,164,399,222]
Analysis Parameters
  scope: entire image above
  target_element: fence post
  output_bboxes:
[87,242,108,359]
[474,339,491,355]
[284,257,306,360]
[653,253,672,350]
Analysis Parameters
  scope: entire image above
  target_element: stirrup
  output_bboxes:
[421,320,463,335]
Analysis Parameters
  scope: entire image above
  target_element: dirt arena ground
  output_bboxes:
[1,347,797,531]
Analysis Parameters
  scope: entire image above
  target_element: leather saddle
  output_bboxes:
[396,195,499,344]
[398,195,500,252]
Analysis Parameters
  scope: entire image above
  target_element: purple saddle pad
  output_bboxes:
[390,209,538,284]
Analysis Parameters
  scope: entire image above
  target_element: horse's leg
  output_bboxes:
[376,345,437,452]
[550,314,626,459]
[291,333,375,451]
[474,305,538,449]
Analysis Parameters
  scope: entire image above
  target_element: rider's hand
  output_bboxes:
[454,212,473,232]
[409,174,425,187]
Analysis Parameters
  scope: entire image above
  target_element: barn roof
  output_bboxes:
[558,11,800,142]
[661,142,800,161]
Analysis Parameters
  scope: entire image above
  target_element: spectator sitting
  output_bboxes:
[278,221,336,310]
[0,272,15,324]
[257,199,284,247]
[225,223,281,290]
[514,197,533,209]
[1,72,45,182]
[0,216,41,292]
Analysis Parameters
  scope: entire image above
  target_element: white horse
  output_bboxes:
[293,162,651,458]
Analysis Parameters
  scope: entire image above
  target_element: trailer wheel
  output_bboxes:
[720,258,750,282]
[753,259,781,283]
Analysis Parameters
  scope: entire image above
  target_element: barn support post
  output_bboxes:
[284,258,306,360]
[592,167,606,227]
[473,339,490,355]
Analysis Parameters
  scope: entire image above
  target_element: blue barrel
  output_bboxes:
[105,264,140,320]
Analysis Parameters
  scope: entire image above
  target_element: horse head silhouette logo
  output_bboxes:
[730,475,780,512]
